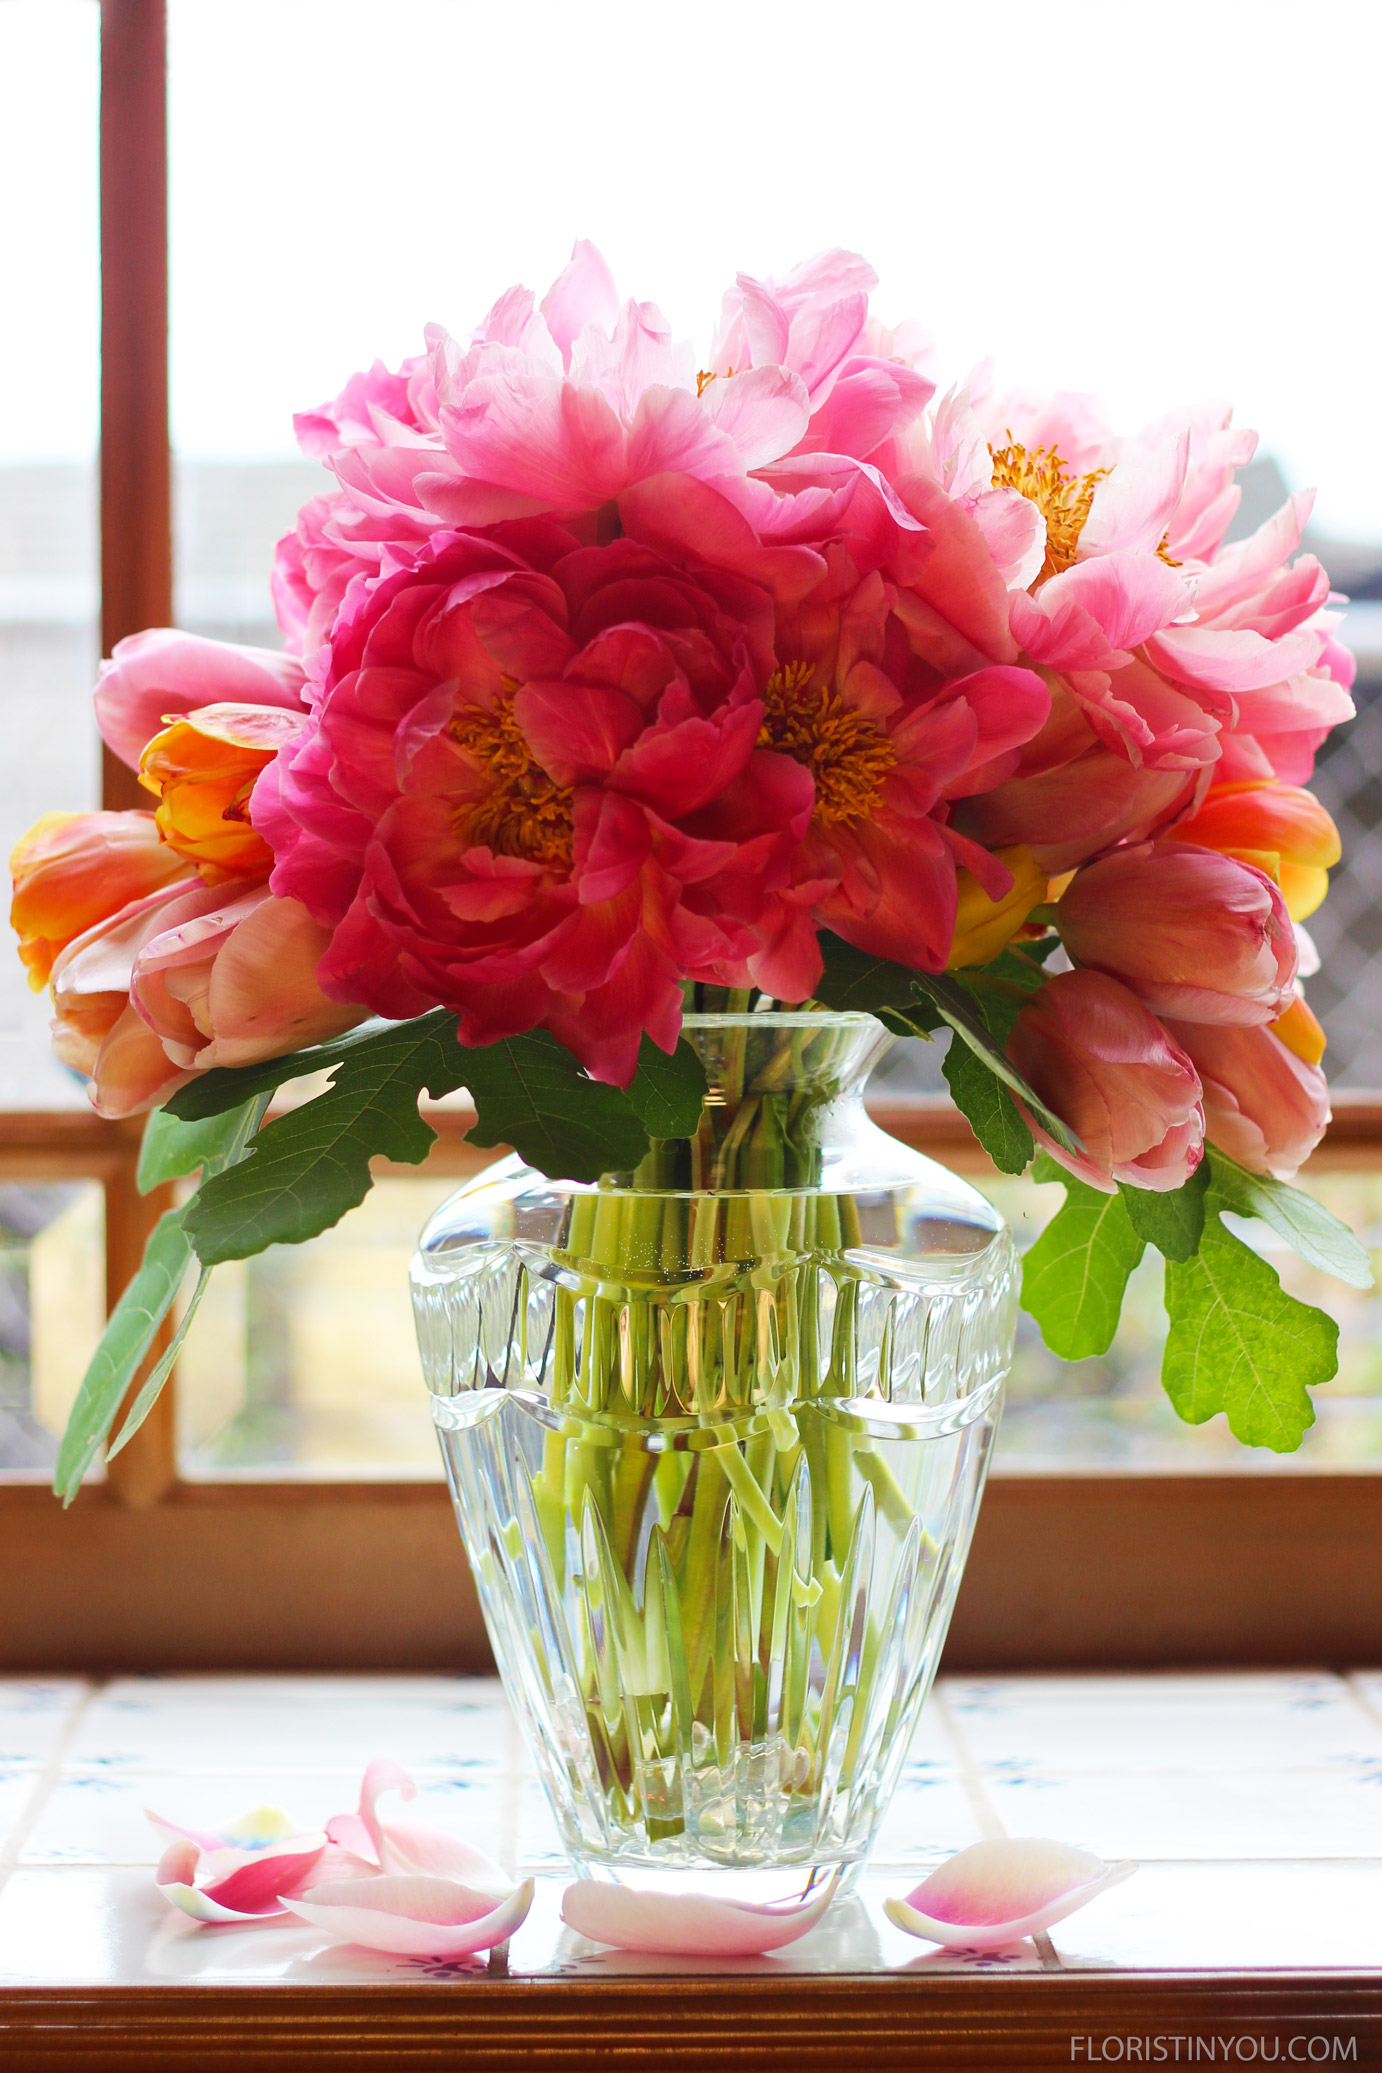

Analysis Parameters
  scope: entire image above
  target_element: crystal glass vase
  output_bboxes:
[411,1011,1016,1900]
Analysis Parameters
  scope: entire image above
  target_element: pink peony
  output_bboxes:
[1163,1017,1330,1180]
[1008,970,1206,1194]
[1057,841,1296,1026]
[259,518,813,1083]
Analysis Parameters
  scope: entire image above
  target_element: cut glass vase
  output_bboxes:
[411,1011,1017,1901]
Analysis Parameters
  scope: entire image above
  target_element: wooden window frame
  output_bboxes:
[4,0,1379,1675]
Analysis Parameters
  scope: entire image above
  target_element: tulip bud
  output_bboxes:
[139,704,303,883]
[1164,1018,1330,1180]
[10,810,188,989]
[1164,780,1340,922]
[1008,969,1205,1194]
[946,845,1047,968]
[1057,841,1296,1025]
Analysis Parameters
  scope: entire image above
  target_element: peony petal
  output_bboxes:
[282,1874,534,1958]
[560,1874,838,1957]
[884,1838,1136,1951]
[152,1825,329,1924]
[337,1758,511,1891]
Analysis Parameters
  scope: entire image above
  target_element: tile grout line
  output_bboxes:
[0,1678,104,1896]
[931,1682,1062,1976]
[1344,1672,1382,1735]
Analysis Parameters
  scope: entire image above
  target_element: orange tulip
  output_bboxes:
[1270,991,1327,1067]
[138,703,303,883]
[1164,780,1341,921]
[9,810,190,989]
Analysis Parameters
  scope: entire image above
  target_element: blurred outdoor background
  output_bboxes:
[3,0,1380,1480]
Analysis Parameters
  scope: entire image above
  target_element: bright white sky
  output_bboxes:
[3,0,1381,540]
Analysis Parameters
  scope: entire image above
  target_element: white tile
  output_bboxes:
[866,1773,988,1866]
[0,1769,42,1851]
[944,1672,1382,1772]
[1049,1860,1382,1972]
[0,1679,89,1765]
[21,1765,507,1867]
[67,1677,513,1774]
[981,1764,1382,1861]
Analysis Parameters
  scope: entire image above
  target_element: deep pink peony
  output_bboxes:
[1057,841,1297,1026]
[1008,969,1206,1194]
[259,519,815,1083]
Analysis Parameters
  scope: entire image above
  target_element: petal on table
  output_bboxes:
[884,1837,1136,1951]
[154,1833,328,1923]
[281,1873,534,1957]
[327,1758,510,1891]
[560,1876,838,1957]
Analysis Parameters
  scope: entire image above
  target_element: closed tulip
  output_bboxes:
[1008,969,1205,1193]
[10,810,188,988]
[1163,1018,1330,1179]
[1162,779,1341,922]
[1056,841,1295,1024]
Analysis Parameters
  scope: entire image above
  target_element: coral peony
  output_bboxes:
[260,520,813,1083]
[1164,1017,1330,1180]
[10,810,188,988]
[1007,970,1205,1194]
[1056,842,1296,1025]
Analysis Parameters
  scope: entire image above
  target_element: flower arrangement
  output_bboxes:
[10,242,1371,1499]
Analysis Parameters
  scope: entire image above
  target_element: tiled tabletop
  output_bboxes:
[1,1671,1381,1987]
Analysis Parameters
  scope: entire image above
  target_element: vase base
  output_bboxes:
[560,1850,867,1907]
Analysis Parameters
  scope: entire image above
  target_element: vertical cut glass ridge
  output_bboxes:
[412,1011,1017,1899]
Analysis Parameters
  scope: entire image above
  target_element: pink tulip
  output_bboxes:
[1057,842,1296,1025]
[884,1839,1135,1952]
[50,880,366,1117]
[149,1804,328,1924]
[1008,970,1205,1194]
[95,629,308,773]
[1164,1018,1331,1180]
[560,1875,838,1957]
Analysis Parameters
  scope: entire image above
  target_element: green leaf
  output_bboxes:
[183,1011,468,1263]
[53,1208,193,1504]
[943,1037,1033,1175]
[625,1036,709,1140]
[1162,1209,1339,1450]
[1118,1161,1209,1263]
[1207,1148,1374,1290]
[953,939,1059,1045]
[165,1018,391,1121]
[813,931,1078,1155]
[137,1100,265,1193]
[106,1263,212,1458]
[463,1031,651,1179]
[1021,1165,1146,1359]
[182,1018,653,1263]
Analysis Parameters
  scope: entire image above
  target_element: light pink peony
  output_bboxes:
[1163,1018,1330,1180]
[1008,969,1206,1194]
[259,519,813,1084]
[1057,841,1296,1026]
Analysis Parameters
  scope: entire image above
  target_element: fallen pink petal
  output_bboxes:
[324,1757,511,1892]
[281,1873,534,1958]
[883,1838,1136,1951]
[560,1876,838,1957]
[148,1804,328,1924]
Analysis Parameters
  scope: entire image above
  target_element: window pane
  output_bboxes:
[176,1175,454,1478]
[0,2,100,1108]
[990,1168,1382,1473]
[0,1180,105,1480]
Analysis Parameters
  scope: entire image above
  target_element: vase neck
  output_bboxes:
[628,1011,892,1192]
